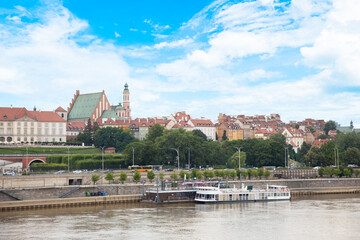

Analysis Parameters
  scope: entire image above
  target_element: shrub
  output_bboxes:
[105,172,115,184]
[91,174,100,184]
[133,172,141,183]
[147,171,156,182]
[170,172,179,180]
[119,172,127,184]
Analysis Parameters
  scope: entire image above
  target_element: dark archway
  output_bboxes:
[28,159,45,166]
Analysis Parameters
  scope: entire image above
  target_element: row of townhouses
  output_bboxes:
[1,84,355,152]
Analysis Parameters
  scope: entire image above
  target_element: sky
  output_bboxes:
[1,0,360,126]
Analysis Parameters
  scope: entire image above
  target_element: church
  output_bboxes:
[66,83,131,123]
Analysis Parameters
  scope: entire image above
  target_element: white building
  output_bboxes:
[0,107,66,144]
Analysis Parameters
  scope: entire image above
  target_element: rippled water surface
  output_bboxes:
[1,195,360,240]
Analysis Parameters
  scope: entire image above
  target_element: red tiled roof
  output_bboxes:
[0,107,65,122]
[55,106,66,112]
[67,121,86,131]
[191,119,214,127]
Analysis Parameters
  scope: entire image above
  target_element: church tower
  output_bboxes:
[123,83,131,119]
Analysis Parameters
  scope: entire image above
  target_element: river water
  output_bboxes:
[1,194,360,240]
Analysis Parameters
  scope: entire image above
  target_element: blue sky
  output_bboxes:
[1,0,360,126]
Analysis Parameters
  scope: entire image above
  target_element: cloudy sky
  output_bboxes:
[1,0,360,126]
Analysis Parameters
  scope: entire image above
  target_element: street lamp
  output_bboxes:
[284,147,288,168]
[188,147,191,170]
[132,147,136,166]
[26,146,28,172]
[67,146,70,172]
[235,147,243,169]
[170,148,180,171]
[334,148,339,167]
[101,146,105,172]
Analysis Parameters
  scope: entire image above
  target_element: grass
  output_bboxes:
[0,147,101,154]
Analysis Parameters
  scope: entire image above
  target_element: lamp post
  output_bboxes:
[132,147,135,166]
[334,148,339,167]
[101,146,105,172]
[235,147,243,169]
[284,147,288,168]
[26,146,28,172]
[188,147,191,170]
[67,146,70,172]
[170,148,180,171]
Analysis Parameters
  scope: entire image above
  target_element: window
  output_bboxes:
[24,122,27,126]
[31,122,34,126]
[0,129,3,134]
[24,129,27,135]
[7,129,11,134]
[17,129,21,134]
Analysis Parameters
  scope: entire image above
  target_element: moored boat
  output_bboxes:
[194,184,290,203]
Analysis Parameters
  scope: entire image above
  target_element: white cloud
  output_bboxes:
[1,0,360,125]
[6,16,21,23]
[153,39,193,49]
[300,0,360,85]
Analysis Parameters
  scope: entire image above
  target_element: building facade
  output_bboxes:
[0,107,66,144]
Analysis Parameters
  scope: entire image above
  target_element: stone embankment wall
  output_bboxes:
[1,178,360,202]
[0,184,152,201]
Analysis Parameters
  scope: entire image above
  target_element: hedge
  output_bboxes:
[31,163,67,171]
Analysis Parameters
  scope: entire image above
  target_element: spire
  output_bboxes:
[124,82,128,90]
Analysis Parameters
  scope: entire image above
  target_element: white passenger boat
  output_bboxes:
[194,184,290,203]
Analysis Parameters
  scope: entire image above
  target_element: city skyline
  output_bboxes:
[1,0,360,126]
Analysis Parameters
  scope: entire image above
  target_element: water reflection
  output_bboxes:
[1,195,360,240]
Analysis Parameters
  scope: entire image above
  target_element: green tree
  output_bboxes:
[230,170,237,180]
[324,120,336,135]
[204,170,215,179]
[196,171,203,179]
[119,172,127,184]
[192,129,208,141]
[133,172,141,183]
[247,169,253,180]
[91,174,100,184]
[334,168,342,177]
[318,168,325,177]
[324,167,335,177]
[305,146,325,166]
[94,127,136,152]
[269,133,286,145]
[343,168,351,178]
[147,171,156,182]
[354,169,360,177]
[179,170,187,179]
[257,168,264,179]
[170,172,178,180]
[105,172,115,184]
[295,124,300,129]
[264,170,270,179]
[159,172,165,180]
[146,124,164,142]
[227,151,246,169]
[343,147,360,166]
[222,130,228,141]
